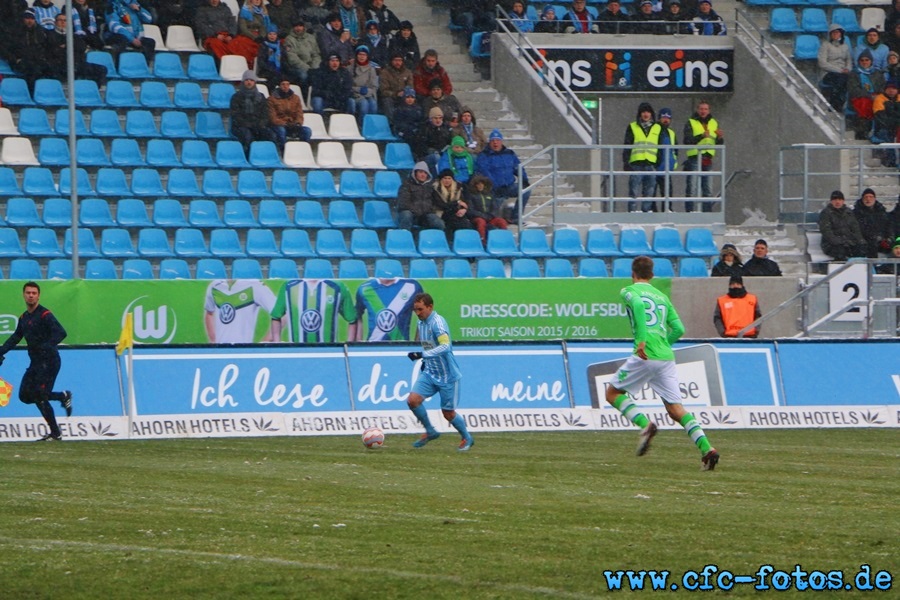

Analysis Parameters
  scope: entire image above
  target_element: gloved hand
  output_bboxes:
[407,351,422,361]
[878,239,891,252]
[359,86,368,96]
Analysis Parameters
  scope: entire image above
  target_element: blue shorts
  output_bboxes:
[412,371,460,411]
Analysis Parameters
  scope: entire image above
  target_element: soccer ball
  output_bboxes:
[362,427,385,449]
[0,378,13,407]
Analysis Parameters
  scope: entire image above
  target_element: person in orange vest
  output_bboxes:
[714,275,761,338]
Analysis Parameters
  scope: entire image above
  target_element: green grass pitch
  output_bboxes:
[0,429,896,598]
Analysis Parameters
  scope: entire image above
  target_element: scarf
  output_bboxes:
[264,38,281,69]
[340,6,359,38]
[448,136,474,177]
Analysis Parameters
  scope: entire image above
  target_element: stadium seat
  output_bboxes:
[294,200,329,228]
[22,167,58,196]
[142,23,168,50]
[137,228,175,258]
[153,52,187,79]
[63,228,101,258]
[373,170,402,199]
[350,228,386,257]
[443,258,473,278]
[42,198,72,227]
[476,258,507,278]
[54,109,89,136]
[409,258,439,278]
[258,200,292,228]
[0,228,26,257]
[679,257,710,277]
[125,110,160,137]
[207,82,236,109]
[59,167,95,196]
[33,79,67,106]
[800,9,828,34]
[652,257,676,278]
[511,258,541,278]
[2,137,39,166]
[202,169,238,197]
[47,258,73,279]
[0,168,23,196]
[0,57,10,76]
[38,138,70,167]
[216,140,251,168]
[418,229,454,258]
[314,229,353,258]
[302,112,328,140]
[585,227,623,257]
[26,228,64,257]
[792,35,820,61]
[328,201,364,228]
[80,198,117,227]
[303,258,334,279]
[281,229,316,258]
[6,197,43,227]
[160,111,196,138]
[860,8,886,34]
[85,258,118,280]
[485,229,522,257]
[545,258,575,278]
[167,169,202,197]
[131,168,167,197]
[159,258,192,279]
[153,198,189,227]
[578,257,608,277]
[384,143,416,170]
[338,170,374,198]
[181,140,217,168]
[139,81,173,109]
[327,113,363,140]
[17,108,53,135]
[0,108,18,135]
[224,199,259,228]
[72,79,104,107]
[619,228,654,256]
[283,141,318,168]
[122,258,155,279]
[166,25,202,52]
[831,8,862,34]
[249,141,284,168]
[174,228,212,257]
[90,109,127,137]
[190,115,226,143]
[232,258,264,279]
[384,228,420,258]
[338,258,368,279]
[684,228,719,256]
[118,52,153,79]
[87,51,119,79]
[236,169,271,198]
[95,168,133,197]
[117,199,153,228]
[306,170,338,198]
[362,200,397,228]
[269,258,300,278]
[350,141,387,170]
[246,229,281,257]
[316,141,352,169]
[374,258,404,278]
[362,114,398,141]
[100,228,138,258]
[652,227,690,257]
[106,80,141,108]
[552,228,588,257]
[218,55,248,81]
[769,8,801,34]
[0,78,35,106]
[187,53,222,80]
[146,139,183,168]
[196,258,228,279]
[9,258,42,280]
[75,138,111,167]
[189,199,226,228]
[612,257,633,278]
[453,229,488,258]
[469,31,491,59]
[519,229,554,257]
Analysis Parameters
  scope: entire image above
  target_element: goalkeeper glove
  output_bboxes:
[407,351,422,361]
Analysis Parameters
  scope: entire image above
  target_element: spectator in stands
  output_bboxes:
[891,200,900,240]
[268,76,311,150]
[10,9,50,93]
[231,70,277,153]
[654,107,678,204]
[743,239,782,277]
[562,0,598,34]
[196,0,238,61]
[266,0,296,37]
[393,86,423,142]
[257,24,285,88]
[416,107,453,175]
[711,243,743,278]
[232,0,270,69]
[714,275,761,338]
[438,136,477,185]
[64,0,104,50]
[363,20,389,67]
[623,102,659,213]
[46,13,107,87]
[878,235,900,274]
[397,162,445,232]
[506,1,534,33]
[350,45,379,123]
[534,5,560,34]
[452,106,487,155]
[380,53,413,121]
[596,0,629,34]
[389,20,420,70]
[32,0,61,31]
[690,0,725,36]
[818,190,867,262]
[818,24,852,112]
[886,22,900,55]
[360,0,400,41]
[631,0,662,35]
[145,0,192,36]
[887,0,900,34]
[465,174,508,244]
[887,51,900,83]
[420,79,462,121]
[854,28,890,73]
[872,80,900,166]
[318,11,354,66]
[450,0,496,44]
[310,53,354,114]
[853,188,894,258]
[0,1,27,64]
[413,49,453,97]
[435,170,474,239]
[105,0,156,63]
[847,50,883,140]
[337,0,361,42]
[683,99,723,212]
[475,129,531,223]
[298,0,329,35]
[283,19,320,92]
[661,0,691,35]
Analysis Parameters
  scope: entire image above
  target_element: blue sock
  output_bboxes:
[449,414,471,440]
[410,404,436,434]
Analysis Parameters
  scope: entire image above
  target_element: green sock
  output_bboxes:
[612,394,650,429]
[680,413,712,454]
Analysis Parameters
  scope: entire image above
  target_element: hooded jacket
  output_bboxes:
[451,106,487,154]
[397,162,443,217]
[284,27,321,71]
[818,24,852,74]
[623,102,659,167]
[711,244,744,277]
[267,86,304,126]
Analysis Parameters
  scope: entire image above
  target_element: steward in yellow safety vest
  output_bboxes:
[623,102,661,168]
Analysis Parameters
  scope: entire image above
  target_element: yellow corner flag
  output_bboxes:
[116,312,134,355]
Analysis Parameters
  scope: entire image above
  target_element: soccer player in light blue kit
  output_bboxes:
[406,293,474,451]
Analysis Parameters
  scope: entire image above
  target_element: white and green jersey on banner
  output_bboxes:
[270,279,357,343]
[204,280,277,344]
[620,282,685,361]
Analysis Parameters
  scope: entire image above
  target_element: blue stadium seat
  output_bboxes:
[122,258,154,279]
[362,200,397,228]
[578,257,609,277]
[80,198,117,227]
[476,258,507,278]
[95,168,133,197]
[216,140,251,168]
[90,109,127,137]
[384,228,420,258]
[196,258,228,279]
[159,258,192,279]
[207,82,236,109]
[100,228,138,258]
[409,258,439,278]
[189,199,225,228]
[684,227,719,256]
[38,138,70,167]
[258,200,292,228]
[249,141,284,168]
[125,109,160,137]
[272,169,306,197]
[519,229,554,257]
[153,52,188,79]
[374,258,404,278]
[237,169,272,197]
[315,229,352,258]
[87,51,119,79]
[246,229,281,258]
[187,53,222,81]
[232,258,264,279]
[146,139,183,168]
[373,170,402,199]
[350,228,386,257]
[281,229,316,258]
[224,199,259,227]
[652,227,689,257]
[485,229,521,257]
[652,257,676,278]
[770,7,801,33]
[33,79,67,106]
[619,228,654,256]
[54,109,89,136]
[268,258,300,279]
[0,57,11,75]
[160,110,196,138]
[0,228,26,257]
[362,114,398,141]
[453,229,488,258]
[153,199,189,227]
[338,258,368,279]
[469,31,491,59]
[195,111,230,139]
[137,228,175,257]
[73,79,105,107]
[180,139,216,168]
[202,169,238,197]
[418,229,453,258]
[117,199,153,228]
[18,108,53,135]
[0,167,24,196]
[85,258,118,280]
[59,168,95,196]
[511,258,541,278]
[75,138,111,167]
[545,258,574,278]
[64,228,101,257]
[800,8,829,33]
[612,258,634,278]
[9,258,42,279]
[6,197,43,227]
[42,198,72,227]
[210,228,246,258]
[118,52,153,79]
[443,258,473,278]
[105,80,140,108]
[26,228,64,257]
[47,258,73,279]
[328,200,364,228]
[131,168,167,196]
[306,170,338,198]
[174,228,211,257]
[339,170,374,198]
[679,257,710,277]
[586,227,623,257]
[304,258,334,279]
[294,200,329,228]
[22,167,58,196]
[793,35,821,60]
[0,78,35,106]
[384,143,415,170]
[167,169,202,196]
[140,81,175,109]
[553,228,588,257]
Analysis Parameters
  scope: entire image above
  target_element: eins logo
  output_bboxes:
[647,49,730,90]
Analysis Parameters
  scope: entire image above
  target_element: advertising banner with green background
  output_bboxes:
[0,278,670,344]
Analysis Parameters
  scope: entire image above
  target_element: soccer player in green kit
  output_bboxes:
[604,256,720,471]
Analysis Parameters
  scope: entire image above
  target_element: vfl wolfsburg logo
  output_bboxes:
[122,297,178,344]
[375,309,398,332]
[219,303,236,324]
[301,309,323,332]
